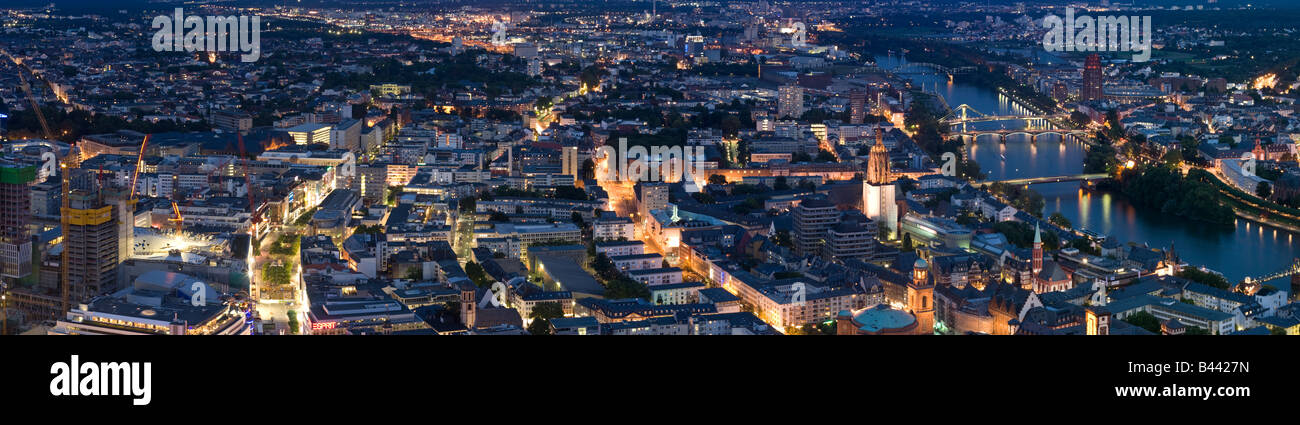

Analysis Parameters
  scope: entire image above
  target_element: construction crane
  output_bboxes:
[15,56,77,314]
[169,200,184,234]
[59,147,81,314]
[128,134,150,201]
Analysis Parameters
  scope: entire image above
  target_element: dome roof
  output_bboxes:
[851,304,916,333]
[914,258,928,269]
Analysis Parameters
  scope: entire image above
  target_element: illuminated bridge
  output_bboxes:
[951,128,1092,143]
[942,104,1070,133]
[891,62,977,77]
[1243,259,1300,286]
[986,173,1110,186]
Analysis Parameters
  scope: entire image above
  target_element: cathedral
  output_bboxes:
[862,128,898,239]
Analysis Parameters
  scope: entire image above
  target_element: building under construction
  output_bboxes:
[63,171,120,303]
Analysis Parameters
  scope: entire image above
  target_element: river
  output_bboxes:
[876,54,1299,287]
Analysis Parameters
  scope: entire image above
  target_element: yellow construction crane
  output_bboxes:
[169,200,184,234]
[13,60,73,314]
[128,134,150,200]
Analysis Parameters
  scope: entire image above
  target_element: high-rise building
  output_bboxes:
[0,163,36,286]
[778,84,804,119]
[849,90,868,124]
[792,197,839,257]
[1082,54,1103,101]
[64,176,120,303]
[862,128,898,239]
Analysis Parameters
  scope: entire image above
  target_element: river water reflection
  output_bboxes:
[876,54,1299,285]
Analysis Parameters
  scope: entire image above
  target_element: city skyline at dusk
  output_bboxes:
[0,0,1297,340]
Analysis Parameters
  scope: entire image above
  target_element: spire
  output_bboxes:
[1033,223,1041,244]
[866,127,892,185]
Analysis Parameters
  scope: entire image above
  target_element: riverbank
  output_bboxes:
[886,52,1300,283]
[1205,171,1300,231]
[1102,167,1237,226]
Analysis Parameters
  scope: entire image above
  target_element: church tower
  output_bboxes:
[458,282,477,329]
[1032,224,1043,275]
[907,258,935,335]
[866,128,892,185]
[862,128,899,239]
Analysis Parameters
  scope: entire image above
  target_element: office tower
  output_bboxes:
[778,84,804,119]
[862,128,898,239]
[849,90,868,124]
[1082,54,1103,101]
[0,163,35,286]
[792,197,838,257]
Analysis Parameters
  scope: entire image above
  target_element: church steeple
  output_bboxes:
[1031,224,1043,275]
